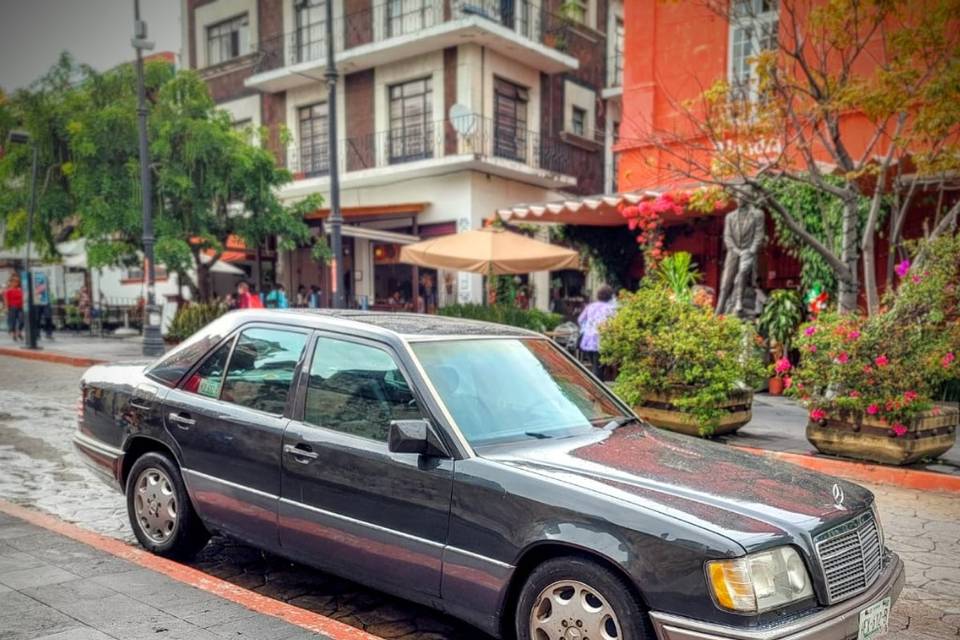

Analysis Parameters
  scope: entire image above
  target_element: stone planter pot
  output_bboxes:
[806,404,959,465]
[634,388,753,437]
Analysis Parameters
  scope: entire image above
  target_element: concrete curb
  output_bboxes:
[0,346,105,368]
[736,445,960,493]
[0,500,384,640]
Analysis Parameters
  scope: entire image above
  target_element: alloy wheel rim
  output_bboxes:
[133,467,178,544]
[529,579,622,640]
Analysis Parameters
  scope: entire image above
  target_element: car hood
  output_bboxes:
[480,424,872,550]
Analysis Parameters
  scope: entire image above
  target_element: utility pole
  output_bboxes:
[23,141,39,349]
[325,0,344,308]
[132,0,165,356]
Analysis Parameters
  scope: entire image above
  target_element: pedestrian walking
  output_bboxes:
[235,281,263,309]
[266,284,289,309]
[296,285,307,308]
[308,285,321,309]
[4,274,25,342]
[577,284,617,378]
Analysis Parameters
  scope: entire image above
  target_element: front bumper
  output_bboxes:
[650,551,904,640]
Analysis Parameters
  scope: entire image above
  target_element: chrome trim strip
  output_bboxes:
[73,433,124,458]
[181,468,279,500]
[399,339,475,458]
[279,497,444,549]
[649,552,904,640]
[445,545,515,570]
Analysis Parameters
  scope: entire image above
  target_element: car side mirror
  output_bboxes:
[388,419,450,458]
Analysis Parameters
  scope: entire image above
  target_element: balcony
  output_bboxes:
[246,0,579,93]
[279,113,578,198]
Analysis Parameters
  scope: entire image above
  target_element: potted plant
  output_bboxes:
[165,301,228,345]
[758,289,804,395]
[788,234,960,465]
[601,253,765,437]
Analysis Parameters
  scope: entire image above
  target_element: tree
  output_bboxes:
[635,0,960,314]
[1,54,321,299]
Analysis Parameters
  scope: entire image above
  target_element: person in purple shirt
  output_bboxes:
[578,284,617,377]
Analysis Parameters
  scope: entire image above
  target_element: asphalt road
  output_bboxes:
[0,354,958,639]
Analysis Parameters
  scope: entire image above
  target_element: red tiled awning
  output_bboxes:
[496,191,661,227]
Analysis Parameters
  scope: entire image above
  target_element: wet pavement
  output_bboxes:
[1,354,958,639]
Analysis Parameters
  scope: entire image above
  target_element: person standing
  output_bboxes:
[577,284,617,378]
[4,275,25,342]
[236,281,263,309]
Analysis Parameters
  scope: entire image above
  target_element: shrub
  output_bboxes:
[787,234,960,433]
[601,283,765,436]
[165,301,228,343]
[758,289,804,364]
[438,303,563,332]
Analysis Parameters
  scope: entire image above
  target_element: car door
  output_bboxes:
[164,323,309,550]
[279,332,454,597]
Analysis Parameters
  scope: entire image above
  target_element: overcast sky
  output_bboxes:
[0,0,181,92]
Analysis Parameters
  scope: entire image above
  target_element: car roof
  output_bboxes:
[226,309,540,340]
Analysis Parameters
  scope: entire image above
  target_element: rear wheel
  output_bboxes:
[125,452,209,558]
[515,557,652,640]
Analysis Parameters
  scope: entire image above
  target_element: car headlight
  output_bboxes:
[707,546,814,613]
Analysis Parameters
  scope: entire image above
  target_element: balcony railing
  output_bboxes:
[252,0,574,75]
[285,113,583,182]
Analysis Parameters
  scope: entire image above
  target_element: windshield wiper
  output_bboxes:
[602,415,641,430]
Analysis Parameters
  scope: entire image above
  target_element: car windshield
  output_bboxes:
[411,338,623,446]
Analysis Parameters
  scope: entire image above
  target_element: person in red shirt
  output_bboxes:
[4,274,24,342]
[235,281,263,309]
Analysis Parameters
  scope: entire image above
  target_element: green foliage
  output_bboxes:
[554,225,639,290]
[438,304,563,332]
[788,233,960,428]
[759,176,877,296]
[758,289,804,359]
[652,251,700,302]
[166,301,229,343]
[601,284,765,436]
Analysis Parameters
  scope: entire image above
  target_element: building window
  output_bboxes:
[389,77,433,163]
[299,102,330,176]
[571,106,587,137]
[729,0,779,100]
[206,14,249,66]
[295,0,327,63]
[386,0,435,38]
[612,17,624,87]
[493,78,529,163]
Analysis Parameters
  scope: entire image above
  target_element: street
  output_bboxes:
[1,354,958,639]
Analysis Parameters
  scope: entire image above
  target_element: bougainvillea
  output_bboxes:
[787,234,960,436]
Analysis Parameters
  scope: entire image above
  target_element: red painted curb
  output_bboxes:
[735,446,960,493]
[0,347,105,368]
[0,500,383,640]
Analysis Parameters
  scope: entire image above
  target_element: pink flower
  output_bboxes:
[784,376,793,389]
[904,390,918,402]
[775,357,792,374]
[932,406,942,416]
[849,390,861,398]
[804,325,817,337]
[943,352,956,368]
[891,423,908,437]
[810,408,827,421]
[847,330,860,340]
[874,354,889,367]
[895,259,911,278]
[866,404,879,415]
[911,274,922,284]
[862,365,874,374]
[836,352,849,364]
[808,344,818,353]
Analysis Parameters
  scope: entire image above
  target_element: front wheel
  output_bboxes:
[125,451,209,559]
[515,557,653,640]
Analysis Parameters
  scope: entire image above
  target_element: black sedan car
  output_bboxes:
[75,310,903,640]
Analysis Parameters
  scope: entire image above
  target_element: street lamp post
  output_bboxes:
[6,130,40,350]
[132,0,165,356]
[325,0,344,308]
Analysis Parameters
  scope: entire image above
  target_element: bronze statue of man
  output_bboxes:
[716,199,765,319]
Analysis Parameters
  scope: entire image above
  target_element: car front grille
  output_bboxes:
[814,511,883,604]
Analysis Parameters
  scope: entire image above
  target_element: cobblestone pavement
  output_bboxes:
[0,355,958,639]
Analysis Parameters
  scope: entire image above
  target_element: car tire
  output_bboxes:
[125,451,209,559]
[515,556,653,640]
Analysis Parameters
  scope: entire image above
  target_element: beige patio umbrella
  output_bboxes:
[399,227,580,275]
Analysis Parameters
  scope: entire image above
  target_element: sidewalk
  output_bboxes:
[0,332,160,366]
[0,506,362,640]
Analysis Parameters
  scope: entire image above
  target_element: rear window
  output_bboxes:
[147,314,236,386]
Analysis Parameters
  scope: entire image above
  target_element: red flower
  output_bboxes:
[874,354,889,367]
[862,365,873,374]
[891,423,908,438]
[847,330,860,340]
[849,390,861,398]
[866,404,879,415]
[835,352,849,364]
[810,408,827,421]
[784,376,793,389]
[904,390,918,402]
[775,357,792,374]
[943,352,956,368]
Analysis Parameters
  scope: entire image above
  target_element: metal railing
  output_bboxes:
[286,113,585,180]
[252,0,575,75]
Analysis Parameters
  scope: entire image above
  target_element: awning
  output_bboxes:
[496,191,661,226]
[331,225,420,245]
[305,203,427,221]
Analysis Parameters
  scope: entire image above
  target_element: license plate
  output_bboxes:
[858,597,891,640]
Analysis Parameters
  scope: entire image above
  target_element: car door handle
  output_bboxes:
[283,443,318,462]
[130,400,152,411]
[168,412,196,429]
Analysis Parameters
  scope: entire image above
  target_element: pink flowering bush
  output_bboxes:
[788,234,960,435]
